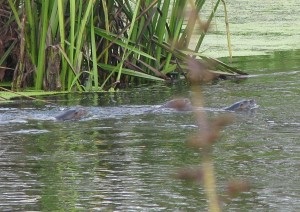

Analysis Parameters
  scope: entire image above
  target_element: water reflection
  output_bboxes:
[1,52,300,211]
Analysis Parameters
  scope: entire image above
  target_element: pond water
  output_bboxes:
[198,0,300,57]
[1,49,300,211]
[1,0,300,211]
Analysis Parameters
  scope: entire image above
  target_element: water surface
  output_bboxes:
[1,49,299,211]
[1,1,300,210]
[198,0,300,57]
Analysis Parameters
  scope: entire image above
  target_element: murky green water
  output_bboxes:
[198,0,300,57]
[1,49,299,211]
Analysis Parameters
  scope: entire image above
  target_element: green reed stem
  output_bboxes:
[35,0,49,90]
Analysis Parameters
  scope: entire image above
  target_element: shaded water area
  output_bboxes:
[1,49,300,211]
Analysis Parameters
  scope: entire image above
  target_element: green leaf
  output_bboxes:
[98,63,164,81]
[93,27,156,61]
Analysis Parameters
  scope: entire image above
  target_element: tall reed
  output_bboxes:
[1,0,243,92]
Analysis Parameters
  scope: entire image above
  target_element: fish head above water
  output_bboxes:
[225,99,259,112]
[55,108,88,121]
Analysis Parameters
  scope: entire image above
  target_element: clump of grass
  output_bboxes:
[1,0,246,92]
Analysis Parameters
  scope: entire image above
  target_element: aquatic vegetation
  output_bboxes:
[174,57,251,211]
[173,6,251,211]
[0,86,64,102]
[0,0,245,93]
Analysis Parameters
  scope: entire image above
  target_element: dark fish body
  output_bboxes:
[55,108,87,121]
[161,98,258,112]
[224,99,257,111]
[54,99,257,121]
